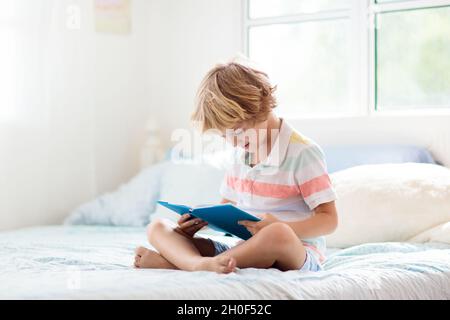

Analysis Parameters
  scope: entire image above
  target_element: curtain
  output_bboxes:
[0,0,96,229]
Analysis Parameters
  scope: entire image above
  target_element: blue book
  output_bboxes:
[157,201,261,240]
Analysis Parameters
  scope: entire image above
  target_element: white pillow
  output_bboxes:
[151,160,227,236]
[409,221,450,244]
[327,163,450,248]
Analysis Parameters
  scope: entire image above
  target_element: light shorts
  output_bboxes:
[210,239,323,272]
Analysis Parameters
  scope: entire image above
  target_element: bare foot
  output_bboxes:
[134,247,177,270]
[194,256,236,274]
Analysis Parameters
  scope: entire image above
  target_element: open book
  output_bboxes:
[157,201,261,240]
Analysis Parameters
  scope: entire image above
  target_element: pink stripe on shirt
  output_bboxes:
[227,176,300,199]
[299,174,332,198]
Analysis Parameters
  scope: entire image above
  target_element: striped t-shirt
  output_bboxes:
[219,119,337,262]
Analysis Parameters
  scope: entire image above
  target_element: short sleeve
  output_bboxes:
[219,173,237,202]
[295,144,337,210]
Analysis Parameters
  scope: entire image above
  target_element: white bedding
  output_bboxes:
[1,226,449,300]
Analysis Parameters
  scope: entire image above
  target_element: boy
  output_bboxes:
[135,61,338,273]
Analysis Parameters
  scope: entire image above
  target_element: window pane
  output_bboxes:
[377,6,450,110]
[249,20,350,117]
[249,0,351,19]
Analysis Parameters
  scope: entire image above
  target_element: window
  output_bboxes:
[249,0,352,18]
[244,0,450,116]
[376,4,450,110]
[245,0,358,117]
[249,18,352,117]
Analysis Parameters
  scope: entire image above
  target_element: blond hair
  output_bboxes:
[192,61,277,132]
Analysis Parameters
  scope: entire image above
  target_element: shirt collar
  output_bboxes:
[239,119,292,168]
[263,118,292,167]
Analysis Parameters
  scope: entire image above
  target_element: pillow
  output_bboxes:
[327,163,450,248]
[322,145,436,173]
[151,159,227,236]
[409,221,450,244]
[65,162,168,227]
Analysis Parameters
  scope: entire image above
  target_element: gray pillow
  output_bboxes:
[65,162,168,227]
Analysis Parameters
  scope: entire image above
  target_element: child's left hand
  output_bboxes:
[238,213,279,235]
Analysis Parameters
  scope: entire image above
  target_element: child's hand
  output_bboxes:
[175,214,208,238]
[238,213,279,235]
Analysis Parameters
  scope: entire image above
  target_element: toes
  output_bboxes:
[224,258,236,273]
[220,265,234,274]
[217,256,229,265]
[217,256,236,274]
[135,246,148,256]
[227,258,237,272]
[134,255,141,268]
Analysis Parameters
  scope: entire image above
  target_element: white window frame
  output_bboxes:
[243,0,450,118]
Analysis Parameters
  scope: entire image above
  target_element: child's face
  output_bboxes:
[221,120,269,152]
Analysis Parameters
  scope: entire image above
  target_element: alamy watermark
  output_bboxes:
[169,128,283,173]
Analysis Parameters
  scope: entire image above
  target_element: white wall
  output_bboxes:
[0,0,155,231]
[146,0,243,146]
[92,0,154,194]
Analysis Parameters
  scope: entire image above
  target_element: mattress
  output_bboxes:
[1,226,449,300]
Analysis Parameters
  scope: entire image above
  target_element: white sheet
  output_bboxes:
[0,226,449,300]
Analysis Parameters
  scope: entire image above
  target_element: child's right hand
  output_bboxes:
[175,214,208,238]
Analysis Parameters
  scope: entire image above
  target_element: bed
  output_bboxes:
[2,145,450,300]
[1,225,449,300]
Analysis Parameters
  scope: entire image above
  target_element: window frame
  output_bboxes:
[242,0,450,118]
